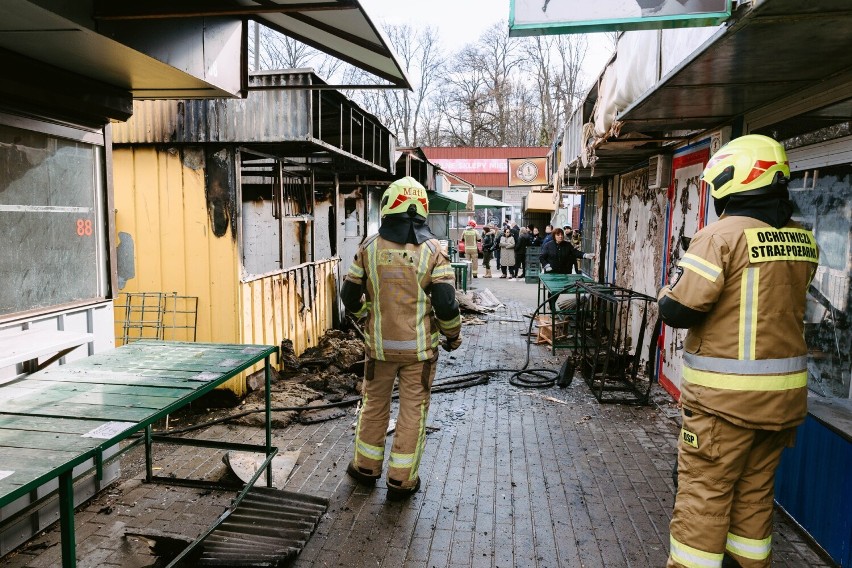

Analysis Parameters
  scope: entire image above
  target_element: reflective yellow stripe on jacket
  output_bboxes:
[365,238,383,359]
[679,253,722,282]
[738,267,759,360]
[415,244,431,359]
[683,352,807,391]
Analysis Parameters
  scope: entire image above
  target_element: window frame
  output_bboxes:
[0,112,109,323]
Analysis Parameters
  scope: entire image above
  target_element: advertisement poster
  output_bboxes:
[508,157,548,187]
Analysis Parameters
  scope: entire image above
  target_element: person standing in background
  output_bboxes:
[570,226,583,273]
[542,224,554,246]
[499,227,517,280]
[461,220,480,278]
[529,226,542,247]
[481,225,495,278]
[515,226,531,279]
[540,227,594,310]
[493,226,502,274]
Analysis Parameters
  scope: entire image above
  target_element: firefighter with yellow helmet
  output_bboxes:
[342,176,461,500]
[659,135,818,568]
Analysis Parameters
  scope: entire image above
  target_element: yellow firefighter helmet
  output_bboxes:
[701,134,790,199]
[381,177,429,218]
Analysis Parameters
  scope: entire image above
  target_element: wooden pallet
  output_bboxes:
[534,315,568,345]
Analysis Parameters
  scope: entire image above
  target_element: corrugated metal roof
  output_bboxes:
[422,147,548,159]
[111,71,395,172]
[113,73,313,144]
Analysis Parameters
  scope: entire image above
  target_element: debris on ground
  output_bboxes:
[280,330,365,376]
[462,316,488,325]
[517,392,570,405]
[124,530,194,560]
[298,397,358,424]
[202,329,368,430]
[163,327,485,433]
[223,450,301,488]
[476,288,504,309]
[456,288,504,313]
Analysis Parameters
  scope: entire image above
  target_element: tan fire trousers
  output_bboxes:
[668,408,795,568]
[352,355,437,489]
[465,251,478,276]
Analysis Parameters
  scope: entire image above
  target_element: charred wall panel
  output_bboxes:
[205,147,238,239]
[240,259,339,373]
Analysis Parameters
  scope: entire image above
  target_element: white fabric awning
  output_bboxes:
[442,191,511,209]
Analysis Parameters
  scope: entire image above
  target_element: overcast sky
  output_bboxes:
[359,0,614,85]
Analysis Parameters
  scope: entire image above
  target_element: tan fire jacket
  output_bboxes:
[345,234,461,362]
[462,228,480,251]
[659,215,818,430]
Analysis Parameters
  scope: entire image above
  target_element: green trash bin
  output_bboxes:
[451,262,468,292]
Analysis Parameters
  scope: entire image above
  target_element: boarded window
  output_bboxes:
[240,156,313,276]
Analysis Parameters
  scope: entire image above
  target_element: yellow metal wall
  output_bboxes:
[239,259,339,375]
[112,146,244,394]
[113,147,341,396]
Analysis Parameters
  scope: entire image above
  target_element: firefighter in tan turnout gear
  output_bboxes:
[461,220,480,278]
[342,176,462,500]
[659,135,819,568]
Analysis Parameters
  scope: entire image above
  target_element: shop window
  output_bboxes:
[580,186,597,274]
[0,122,106,318]
[789,163,852,400]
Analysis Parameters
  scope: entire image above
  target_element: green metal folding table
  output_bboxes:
[0,340,278,568]
[537,273,593,355]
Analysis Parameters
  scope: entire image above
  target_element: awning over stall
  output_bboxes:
[619,0,852,132]
[525,191,557,213]
[562,0,852,184]
[428,191,511,212]
[92,0,412,89]
[0,0,410,115]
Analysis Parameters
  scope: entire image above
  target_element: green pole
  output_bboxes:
[265,356,273,488]
[59,470,76,568]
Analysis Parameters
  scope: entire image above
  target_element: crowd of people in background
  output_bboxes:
[463,219,587,281]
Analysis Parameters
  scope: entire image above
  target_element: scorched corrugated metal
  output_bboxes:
[112,73,313,144]
[112,71,395,173]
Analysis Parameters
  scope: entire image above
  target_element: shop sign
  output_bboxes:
[509,0,731,36]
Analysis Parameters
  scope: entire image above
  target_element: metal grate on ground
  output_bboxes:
[187,487,328,567]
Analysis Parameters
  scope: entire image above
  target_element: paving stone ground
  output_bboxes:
[1,272,833,567]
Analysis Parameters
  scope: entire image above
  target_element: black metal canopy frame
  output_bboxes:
[574,282,659,405]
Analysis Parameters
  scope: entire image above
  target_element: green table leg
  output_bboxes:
[265,356,273,488]
[59,470,76,568]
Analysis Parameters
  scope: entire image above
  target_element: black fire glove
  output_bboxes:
[442,336,462,352]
